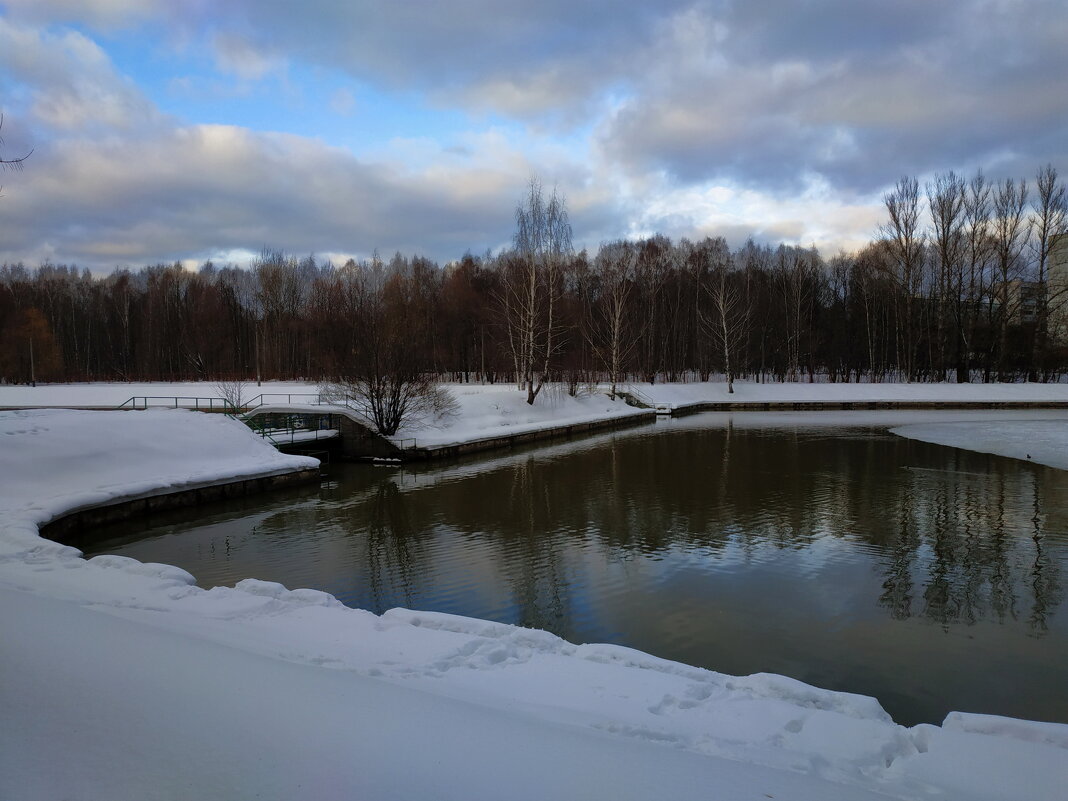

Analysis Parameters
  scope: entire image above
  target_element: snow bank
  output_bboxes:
[394,384,649,447]
[2,408,1067,800]
[638,379,1068,410]
[8,377,1068,414]
[890,420,1068,471]
[0,408,317,529]
[0,379,317,408]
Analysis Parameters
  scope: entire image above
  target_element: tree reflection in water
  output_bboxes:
[877,460,1060,634]
[73,416,1068,724]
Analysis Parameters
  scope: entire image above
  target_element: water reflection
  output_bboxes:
[73,411,1068,725]
[874,461,1062,633]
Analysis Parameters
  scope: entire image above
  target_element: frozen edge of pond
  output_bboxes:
[2,408,1068,801]
[891,420,1068,471]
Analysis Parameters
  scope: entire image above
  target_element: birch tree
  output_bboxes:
[702,261,751,393]
[501,178,572,404]
[586,241,637,398]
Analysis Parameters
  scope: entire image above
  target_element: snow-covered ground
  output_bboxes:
[3,408,1068,798]
[0,379,318,409]
[243,386,650,449]
[634,379,1068,410]
[0,409,317,532]
[6,377,1068,413]
[395,384,649,447]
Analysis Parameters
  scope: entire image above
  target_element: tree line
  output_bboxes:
[1,167,1066,390]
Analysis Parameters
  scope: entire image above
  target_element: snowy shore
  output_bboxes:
[890,420,1068,471]
[634,379,1068,411]
[3,397,1068,799]
[5,377,1068,413]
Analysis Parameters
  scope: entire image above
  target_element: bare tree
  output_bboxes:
[927,172,966,380]
[961,171,994,381]
[991,177,1030,379]
[882,176,926,381]
[585,241,637,398]
[1029,165,1068,380]
[324,258,456,436]
[0,114,32,197]
[702,260,751,393]
[500,178,572,404]
[214,378,248,412]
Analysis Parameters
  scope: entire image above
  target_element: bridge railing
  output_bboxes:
[117,396,238,414]
[244,411,340,446]
[242,393,334,412]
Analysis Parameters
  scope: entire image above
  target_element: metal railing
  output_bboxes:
[245,411,340,447]
[241,393,335,412]
[619,385,672,415]
[117,396,238,414]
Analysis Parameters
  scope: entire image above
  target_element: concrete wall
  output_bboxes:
[41,467,321,540]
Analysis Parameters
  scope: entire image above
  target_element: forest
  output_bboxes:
[0,167,1066,390]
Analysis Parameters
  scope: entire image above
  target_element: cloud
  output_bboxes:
[9,1,1065,192]
[0,0,167,30]
[597,0,1068,193]
[0,122,593,269]
[2,1,1065,271]
[0,18,161,133]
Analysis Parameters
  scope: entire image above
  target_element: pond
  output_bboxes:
[70,410,1068,727]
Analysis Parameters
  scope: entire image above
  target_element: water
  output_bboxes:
[70,411,1068,727]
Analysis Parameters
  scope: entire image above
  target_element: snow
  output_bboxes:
[890,420,1068,471]
[8,376,1068,413]
[2,402,1068,799]
[0,408,317,530]
[635,379,1068,410]
[0,379,318,409]
[393,384,650,448]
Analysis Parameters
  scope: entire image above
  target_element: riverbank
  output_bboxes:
[633,379,1068,412]
[5,377,1068,414]
[2,407,1067,800]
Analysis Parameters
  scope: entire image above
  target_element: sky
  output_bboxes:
[0,0,1065,272]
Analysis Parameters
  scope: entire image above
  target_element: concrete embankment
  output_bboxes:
[400,410,656,461]
[659,400,1068,415]
[41,467,321,540]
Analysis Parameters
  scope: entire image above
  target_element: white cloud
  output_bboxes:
[0,18,161,133]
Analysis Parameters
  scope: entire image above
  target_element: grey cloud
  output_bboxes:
[1,0,166,31]
[0,126,609,270]
[599,1,1068,193]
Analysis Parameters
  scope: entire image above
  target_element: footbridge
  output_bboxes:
[242,403,409,460]
[117,393,411,461]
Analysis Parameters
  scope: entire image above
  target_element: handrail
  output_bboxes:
[242,392,332,411]
[243,409,339,448]
[621,385,671,414]
[117,396,238,414]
